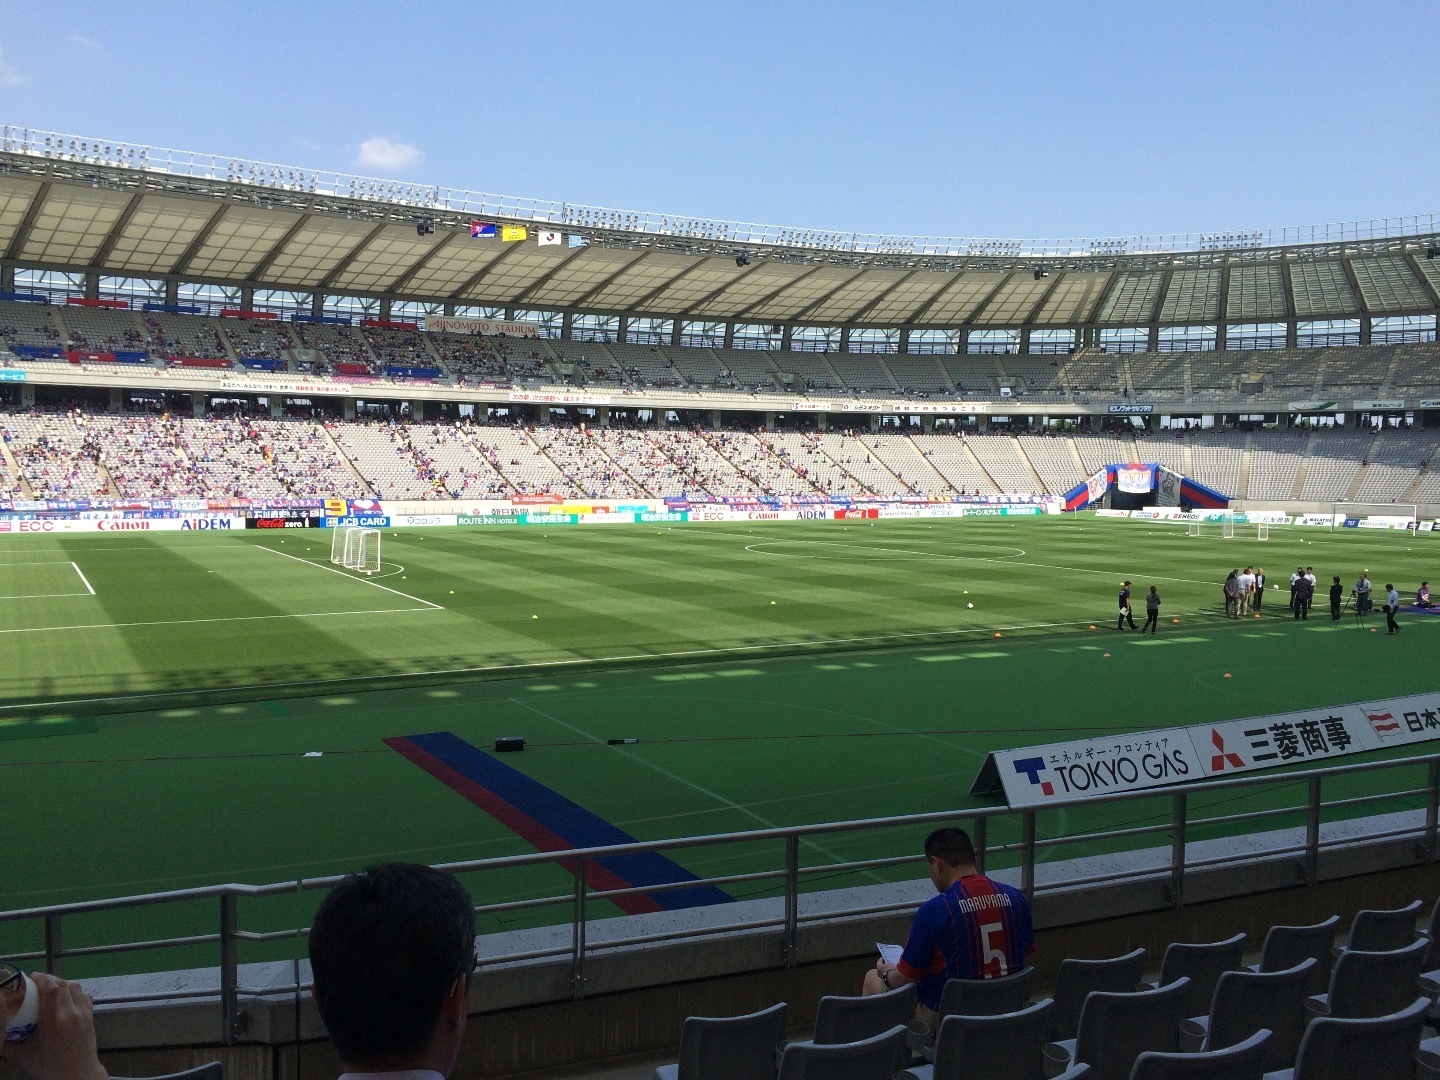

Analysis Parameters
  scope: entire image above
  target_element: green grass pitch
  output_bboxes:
[0,517,1435,975]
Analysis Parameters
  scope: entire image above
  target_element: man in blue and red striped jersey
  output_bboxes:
[863,827,1034,1033]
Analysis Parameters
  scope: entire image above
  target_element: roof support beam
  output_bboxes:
[170,202,232,277]
[901,271,970,325]
[512,246,600,305]
[676,260,765,317]
[387,229,460,294]
[1401,251,1440,311]
[316,222,390,291]
[1215,265,1231,349]
[844,269,924,325]
[625,261,715,313]
[447,239,529,301]
[567,250,650,309]
[1019,271,1066,328]
[731,263,835,321]
[89,187,150,270]
[248,213,315,282]
[3,180,50,263]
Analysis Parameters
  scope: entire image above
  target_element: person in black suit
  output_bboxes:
[1117,580,1137,630]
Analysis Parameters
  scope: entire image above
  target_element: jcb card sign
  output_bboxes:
[972,692,1440,807]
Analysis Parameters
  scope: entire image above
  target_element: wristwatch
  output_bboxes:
[880,969,893,989]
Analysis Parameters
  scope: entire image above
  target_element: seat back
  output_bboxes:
[111,1068,224,1080]
[675,1002,788,1080]
[1072,978,1191,1080]
[931,998,1053,1080]
[1346,899,1423,952]
[776,1025,908,1080]
[1128,1027,1270,1080]
[1291,996,1429,1080]
[1426,898,1440,969]
[935,966,1036,1019]
[1156,933,1247,1020]
[1257,916,1339,991]
[811,982,916,1045]
[1325,936,1429,1019]
[1202,959,1316,1071]
[1051,948,1148,1041]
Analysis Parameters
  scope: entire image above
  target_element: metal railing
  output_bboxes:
[0,750,1435,1044]
[3,124,1438,259]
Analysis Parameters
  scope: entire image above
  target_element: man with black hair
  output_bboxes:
[1384,584,1402,635]
[863,827,1034,1036]
[1117,580,1137,630]
[309,863,477,1080]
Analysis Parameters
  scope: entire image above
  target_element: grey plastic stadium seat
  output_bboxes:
[655,1002,788,1080]
[1340,898,1423,954]
[112,1068,223,1080]
[1423,897,1440,968]
[1147,933,1247,1021]
[1129,1027,1270,1080]
[900,998,1054,1080]
[1044,977,1191,1080]
[1248,917,1339,993]
[936,965,1036,1018]
[811,982,917,1045]
[776,1024,908,1080]
[1179,959,1316,1072]
[1260,995,1428,1080]
[1305,936,1428,1020]
[1049,948,1149,1041]
[1416,1032,1440,1080]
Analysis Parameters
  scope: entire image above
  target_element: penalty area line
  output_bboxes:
[254,543,443,609]
[70,562,95,596]
[0,606,440,637]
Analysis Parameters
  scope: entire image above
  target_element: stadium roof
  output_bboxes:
[3,125,1439,329]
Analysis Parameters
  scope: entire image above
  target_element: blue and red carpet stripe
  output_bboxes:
[385,732,732,914]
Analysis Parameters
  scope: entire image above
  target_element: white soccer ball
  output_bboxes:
[967,602,974,608]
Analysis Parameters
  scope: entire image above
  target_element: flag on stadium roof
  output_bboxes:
[501,225,528,242]
[470,221,496,238]
[567,233,588,248]
[538,229,562,246]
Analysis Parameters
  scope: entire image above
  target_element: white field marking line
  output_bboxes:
[743,539,1224,588]
[70,562,95,596]
[254,544,443,610]
[511,698,888,884]
[0,606,439,637]
[0,608,1226,714]
[0,560,88,566]
[0,590,93,600]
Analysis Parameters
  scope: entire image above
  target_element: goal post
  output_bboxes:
[1330,502,1418,532]
[330,525,381,575]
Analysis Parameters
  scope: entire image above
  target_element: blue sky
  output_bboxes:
[0,1,1435,240]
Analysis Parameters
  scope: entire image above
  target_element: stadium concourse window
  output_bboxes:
[13,268,85,303]
[967,328,1019,354]
[733,323,781,349]
[391,300,441,327]
[98,276,164,307]
[1028,328,1077,355]
[1098,326,1150,353]
[1372,314,1436,343]
[679,321,724,348]
[1297,319,1361,347]
[573,314,619,343]
[789,325,839,352]
[1157,325,1217,351]
[1226,323,1287,349]
[252,290,312,317]
[511,310,563,339]
[177,282,241,316]
[907,328,961,355]
[323,294,378,321]
[846,328,898,354]
[627,317,672,345]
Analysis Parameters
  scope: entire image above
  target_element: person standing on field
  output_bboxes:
[1253,568,1266,612]
[1237,566,1255,616]
[1330,576,1344,621]
[1117,580,1137,631]
[1293,572,1314,620]
[1224,570,1241,618]
[1143,586,1161,634]
[1384,584,1402,635]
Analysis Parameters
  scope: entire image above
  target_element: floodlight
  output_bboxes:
[735,253,751,267]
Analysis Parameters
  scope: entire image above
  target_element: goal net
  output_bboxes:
[330,525,381,575]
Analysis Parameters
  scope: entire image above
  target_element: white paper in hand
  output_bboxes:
[876,942,903,965]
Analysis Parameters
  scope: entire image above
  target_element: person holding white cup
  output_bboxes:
[0,963,108,1080]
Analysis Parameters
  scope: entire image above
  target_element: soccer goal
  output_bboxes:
[329,525,381,575]
[1329,502,1418,532]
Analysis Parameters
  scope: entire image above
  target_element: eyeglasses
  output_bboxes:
[0,962,23,993]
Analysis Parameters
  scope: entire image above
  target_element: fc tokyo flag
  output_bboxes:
[470,221,497,238]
